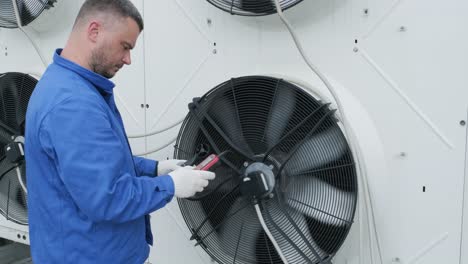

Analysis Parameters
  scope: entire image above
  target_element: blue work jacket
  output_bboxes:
[25,49,175,263]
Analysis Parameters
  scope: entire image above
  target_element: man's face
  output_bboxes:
[90,17,140,79]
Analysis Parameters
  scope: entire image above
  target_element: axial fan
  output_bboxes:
[206,0,303,16]
[0,0,56,28]
[175,76,358,263]
[0,72,36,225]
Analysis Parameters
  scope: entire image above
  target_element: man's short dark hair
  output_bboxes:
[75,0,144,31]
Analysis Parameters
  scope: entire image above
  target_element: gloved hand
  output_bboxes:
[169,166,216,198]
[157,159,186,176]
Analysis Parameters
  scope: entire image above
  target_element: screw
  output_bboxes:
[363,8,369,15]
[212,49,217,54]
[268,165,274,169]
[269,193,274,198]
[460,120,466,126]
[207,18,212,26]
[140,104,144,108]
[146,104,149,108]
[243,162,249,167]
[353,47,359,52]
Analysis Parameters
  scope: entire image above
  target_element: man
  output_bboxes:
[25,0,215,263]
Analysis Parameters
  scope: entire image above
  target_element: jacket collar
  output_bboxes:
[53,48,115,94]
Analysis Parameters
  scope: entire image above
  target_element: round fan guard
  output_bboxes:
[175,76,358,263]
[0,72,37,225]
[206,0,304,16]
[0,0,56,28]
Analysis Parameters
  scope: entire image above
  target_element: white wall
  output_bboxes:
[1,0,468,263]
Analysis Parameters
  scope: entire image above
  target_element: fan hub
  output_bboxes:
[240,162,275,199]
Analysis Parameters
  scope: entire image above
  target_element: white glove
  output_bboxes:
[169,166,216,198]
[158,159,186,176]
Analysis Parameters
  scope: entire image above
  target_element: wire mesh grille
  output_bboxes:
[175,76,358,263]
[206,0,304,16]
[0,0,55,28]
[0,72,37,225]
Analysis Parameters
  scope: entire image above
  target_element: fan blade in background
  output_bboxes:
[0,126,14,146]
[285,126,348,175]
[210,97,254,157]
[0,169,28,224]
[0,158,19,181]
[263,200,326,263]
[239,0,275,13]
[0,74,24,134]
[217,198,261,263]
[285,176,355,226]
[264,87,296,149]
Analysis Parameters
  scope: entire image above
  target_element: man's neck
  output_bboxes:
[61,42,92,71]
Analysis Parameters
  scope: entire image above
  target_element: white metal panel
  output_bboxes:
[141,0,468,263]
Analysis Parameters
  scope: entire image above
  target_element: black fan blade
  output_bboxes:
[239,0,275,13]
[0,157,19,181]
[264,87,296,149]
[285,126,348,175]
[285,176,355,226]
[209,97,254,157]
[0,73,33,136]
[262,199,326,262]
[216,198,262,263]
[0,164,27,224]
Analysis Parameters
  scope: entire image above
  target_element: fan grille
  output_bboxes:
[0,72,36,225]
[206,0,304,16]
[175,76,357,263]
[0,0,55,28]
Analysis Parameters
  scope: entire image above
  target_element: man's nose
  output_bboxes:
[123,52,131,65]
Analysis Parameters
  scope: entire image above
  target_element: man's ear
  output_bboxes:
[87,21,100,43]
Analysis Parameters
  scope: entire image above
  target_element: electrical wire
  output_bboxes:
[127,117,184,138]
[16,166,26,194]
[133,136,177,156]
[271,0,384,262]
[11,0,48,68]
[254,203,289,264]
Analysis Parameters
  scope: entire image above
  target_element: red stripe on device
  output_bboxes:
[194,154,219,171]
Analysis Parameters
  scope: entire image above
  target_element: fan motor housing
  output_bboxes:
[240,162,275,199]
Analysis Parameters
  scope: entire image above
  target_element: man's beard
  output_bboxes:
[90,46,116,79]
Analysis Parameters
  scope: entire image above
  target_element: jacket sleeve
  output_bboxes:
[133,156,158,177]
[39,95,174,223]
